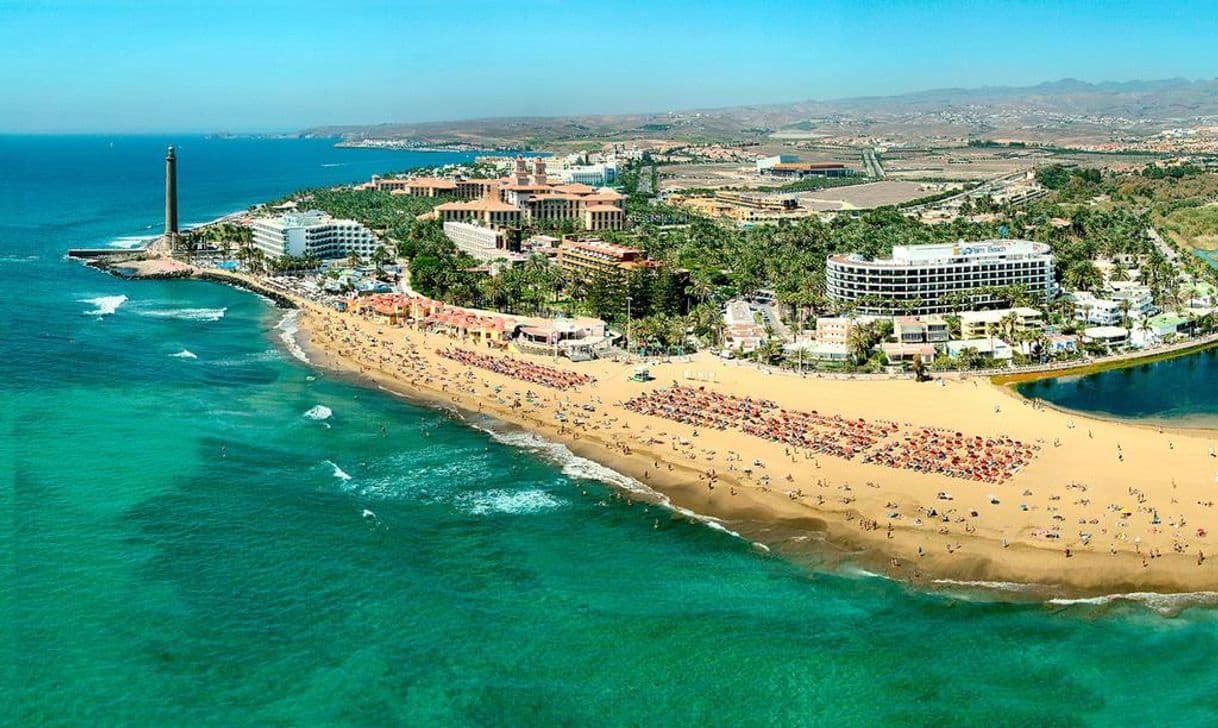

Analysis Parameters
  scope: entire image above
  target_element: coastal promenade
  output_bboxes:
[706,330,1218,385]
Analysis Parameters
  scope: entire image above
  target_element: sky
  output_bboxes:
[1,0,1215,133]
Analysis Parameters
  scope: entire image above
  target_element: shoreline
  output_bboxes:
[104,263,1218,598]
[280,289,1218,596]
[990,333,1218,385]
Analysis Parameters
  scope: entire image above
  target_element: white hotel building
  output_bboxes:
[825,240,1056,315]
[252,211,380,260]
[442,221,525,265]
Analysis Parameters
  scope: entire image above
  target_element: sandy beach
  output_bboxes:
[189,269,1218,595]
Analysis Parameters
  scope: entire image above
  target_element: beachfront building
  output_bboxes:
[512,317,609,360]
[724,300,767,353]
[1044,334,1078,356]
[252,210,380,260]
[379,294,609,357]
[825,240,1056,316]
[815,316,857,346]
[556,238,660,281]
[881,342,936,364]
[1132,313,1190,347]
[946,338,1014,361]
[786,339,851,362]
[1082,325,1130,349]
[1071,286,1156,326]
[893,315,949,344]
[958,307,1044,339]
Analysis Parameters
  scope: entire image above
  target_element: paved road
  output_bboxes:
[1147,226,1180,263]
[861,149,885,179]
[756,303,791,339]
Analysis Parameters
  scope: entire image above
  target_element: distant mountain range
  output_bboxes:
[299,78,1218,148]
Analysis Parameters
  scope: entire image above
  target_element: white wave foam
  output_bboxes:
[210,349,283,367]
[80,295,128,316]
[1048,591,1218,615]
[170,349,197,359]
[481,428,659,499]
[324,460,352,481]
[141,307,227,322]
[456,488,563,516]
[474,424,748,541]
[932,579,1041,593]
[0,255,39,264]
[108,235,155,249]
[303,404,333,421]
[274,311,310,363]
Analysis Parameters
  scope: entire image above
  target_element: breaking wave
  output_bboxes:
[456,488,563,516]
[324,460,352,481]
[107,235,155,249]
[1048,591,1218,616]
[303,405,333,421]
[141,307,227,322]
[170,349,197,359]
[932,579,1043,593]
[274,311,310,363]
[80,295,128,316]
[475,425,749,541]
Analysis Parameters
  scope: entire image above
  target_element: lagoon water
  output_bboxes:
[4,136,1218,725]
[1017,349,1218,426]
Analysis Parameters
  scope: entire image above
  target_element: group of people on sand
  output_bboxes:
[624,384,1039,483]
[863,426,1038,484]
[739,408,899,461]
[437,346,594,391]
[622,384,777,430]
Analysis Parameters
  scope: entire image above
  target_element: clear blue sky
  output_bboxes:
[1,0,1215,133]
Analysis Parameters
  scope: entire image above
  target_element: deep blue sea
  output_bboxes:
[4,135,1218,726]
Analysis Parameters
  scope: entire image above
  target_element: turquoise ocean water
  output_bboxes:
[4,136,1218,725]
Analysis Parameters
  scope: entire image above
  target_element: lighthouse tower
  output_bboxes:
[164,145,179,249]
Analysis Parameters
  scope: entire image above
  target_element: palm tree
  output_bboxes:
[371,245,394,274]
[1050,296,1075,325]
[999,311,1019,345]
[1136,316,1154,346]
[1064,260,1103,292]
[756,338,784,365]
